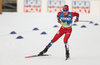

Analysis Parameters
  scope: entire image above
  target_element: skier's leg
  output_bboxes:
[64,37,70,59]
[46,32,64,48]
[64,28,72,50]
[64,28,72,59]
[64,42,69,51]
[64,42,70,59]
[46,26,64,48]
[64,30,72,44]
[38,27,64,55]
[38,32,64,56]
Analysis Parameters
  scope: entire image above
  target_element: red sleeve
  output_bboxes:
[71,12,79,17]
[57,12,61,17]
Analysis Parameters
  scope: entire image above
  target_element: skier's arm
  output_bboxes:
[71,12,79,22]
[57,12,61,23]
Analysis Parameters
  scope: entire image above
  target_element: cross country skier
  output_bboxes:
[38,5,79,60]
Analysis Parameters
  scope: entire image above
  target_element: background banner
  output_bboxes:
[24,0,41,12]
[47,0,65,12]
[72,1,90,14]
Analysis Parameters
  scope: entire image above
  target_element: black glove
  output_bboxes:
[74,19,78,22]
[74,16,79,22]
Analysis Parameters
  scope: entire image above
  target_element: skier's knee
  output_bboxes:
[64,42,68,44]
[51,40,54,43]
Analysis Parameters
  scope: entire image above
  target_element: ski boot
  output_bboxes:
[38,47,48,56]
[66,51,70,60]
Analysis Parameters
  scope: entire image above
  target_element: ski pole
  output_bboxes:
[76,20,93,22]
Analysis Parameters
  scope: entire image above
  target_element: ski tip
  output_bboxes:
[65,57,70,60]
[25,56,33,58]
[65,59,67,60]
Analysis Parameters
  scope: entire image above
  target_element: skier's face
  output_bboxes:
[63,10,69,15]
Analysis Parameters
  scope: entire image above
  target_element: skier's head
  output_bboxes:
[63,5,69,15]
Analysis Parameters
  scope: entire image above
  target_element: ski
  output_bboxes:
[25,54,50,58]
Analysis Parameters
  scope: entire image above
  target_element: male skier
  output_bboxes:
[38,5,79,60]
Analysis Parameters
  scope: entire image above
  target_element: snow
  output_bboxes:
[0,12,100,65]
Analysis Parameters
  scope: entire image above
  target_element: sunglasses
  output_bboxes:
[63,9,68,11]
